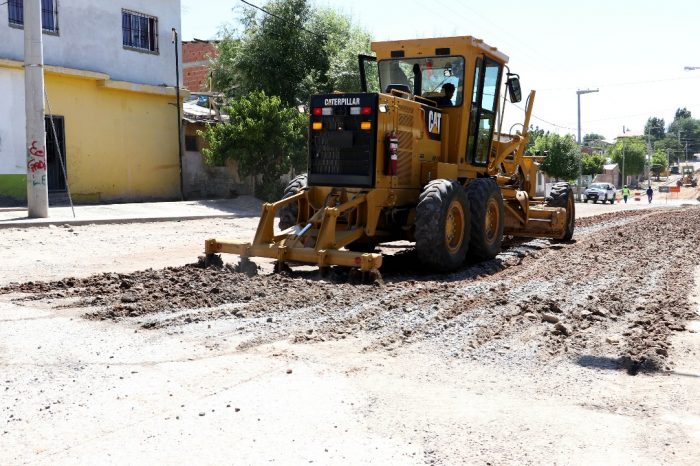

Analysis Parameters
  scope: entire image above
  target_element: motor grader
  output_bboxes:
[205,35,575,273]
[677,165,697,187]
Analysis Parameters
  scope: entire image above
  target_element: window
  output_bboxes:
[7,0,59,33]
[466,57,502,165]
[377,56,465,107]
[122,9,158,53]
[185,135,199,152]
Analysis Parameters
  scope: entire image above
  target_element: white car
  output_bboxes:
[583,183,616,204]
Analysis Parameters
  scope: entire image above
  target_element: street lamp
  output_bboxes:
[576,88,599,201]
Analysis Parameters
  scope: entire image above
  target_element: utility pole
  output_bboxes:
[24,0,49,218]
[172,28,184,201]
[576,88,599,200]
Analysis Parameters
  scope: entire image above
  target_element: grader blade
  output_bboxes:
[204,192,383,273]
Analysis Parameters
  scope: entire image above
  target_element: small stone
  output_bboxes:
[554,323,571,336]
[199,412,205,417]
[606,335,620,344]
[286,369,293,374]
[267,317,273,323]
[656,347,668,356]
[541,313,559,324]
[235,408,240,412]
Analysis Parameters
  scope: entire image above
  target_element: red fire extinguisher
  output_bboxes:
[386,131,398,176]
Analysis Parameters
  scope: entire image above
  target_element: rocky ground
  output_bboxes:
[1,204,699,464]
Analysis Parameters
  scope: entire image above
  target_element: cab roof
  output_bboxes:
[371,35,509,64]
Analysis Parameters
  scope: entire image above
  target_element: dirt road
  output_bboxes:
[2,204,700,464]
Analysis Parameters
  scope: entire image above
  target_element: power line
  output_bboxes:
[539,75,700,92]
[238,0,326,40]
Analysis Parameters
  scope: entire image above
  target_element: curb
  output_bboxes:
[0,213,239,229]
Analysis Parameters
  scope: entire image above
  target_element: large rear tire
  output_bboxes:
[546,182,575,241]
[278,174,308,230]
[466,178,505,261]
[415,179,470,272]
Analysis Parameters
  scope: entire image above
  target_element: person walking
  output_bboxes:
[622,185,630,203]
[646,185,653,203]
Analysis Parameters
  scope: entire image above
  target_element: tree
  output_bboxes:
[668,115,700,160]
[581,153,605,176]
[211,0,371,105]
[675,107,692,120]
[582,133,605,147]
[650,150,669,180]
[644,117,665,141]
[525,125,548,154]
[532,133,581,181]
[608,137,646,177]
[200,91,307,201]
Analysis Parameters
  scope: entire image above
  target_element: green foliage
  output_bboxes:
[668,115,700,158]
[650,150,669,180]
[582,133,605,147]
[644,117,665,141]
[525,125,549,154]
[653,136,683,165]
[211,0,371,105]
[581,152,606,176]
[532,133,581,181]
[199,91,307,201]
[675,107,692,120]
[608,137,646,177]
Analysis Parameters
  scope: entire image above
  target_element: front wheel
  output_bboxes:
[546,182,575,241]
[415,179,470,272]
[466,178,505,261]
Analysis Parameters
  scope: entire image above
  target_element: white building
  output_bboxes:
[0,0,184,203]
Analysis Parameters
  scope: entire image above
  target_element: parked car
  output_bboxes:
[583,182,616,204]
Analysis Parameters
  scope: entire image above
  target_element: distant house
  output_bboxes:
[183,39,218,92]
[0,0,183,204]
[594,164,621,187]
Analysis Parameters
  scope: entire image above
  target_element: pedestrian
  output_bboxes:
[622,185,630,203]
[646,185,653,203]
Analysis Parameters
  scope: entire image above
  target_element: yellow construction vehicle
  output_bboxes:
[205,35,574,273]
[677,165,697,187]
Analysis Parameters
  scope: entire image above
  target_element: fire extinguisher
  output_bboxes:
[386,131,398,176]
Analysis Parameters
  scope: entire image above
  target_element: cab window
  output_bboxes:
[377,56,465,107]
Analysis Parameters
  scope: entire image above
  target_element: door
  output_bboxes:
[45,115,66,191]
[466,57,502,166]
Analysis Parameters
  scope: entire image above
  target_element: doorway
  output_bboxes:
[45,115,66,192]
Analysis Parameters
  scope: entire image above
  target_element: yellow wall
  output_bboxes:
[44,73,181,203]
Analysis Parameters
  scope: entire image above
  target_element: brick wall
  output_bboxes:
[183,41,218,92]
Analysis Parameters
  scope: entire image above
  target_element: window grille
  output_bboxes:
[7,0,59,33]
[122,9,159,53]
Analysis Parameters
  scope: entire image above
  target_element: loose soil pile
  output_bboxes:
[4,206,699,374]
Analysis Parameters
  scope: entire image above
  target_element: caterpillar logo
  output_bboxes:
[424,109,442,141]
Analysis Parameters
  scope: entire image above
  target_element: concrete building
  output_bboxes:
[0,0,183,204]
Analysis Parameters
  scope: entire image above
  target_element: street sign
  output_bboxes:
[670,186,681,193]
[658,186,670,193]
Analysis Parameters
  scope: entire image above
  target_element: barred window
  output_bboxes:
[122,9,158,53]
[7,0,59,33]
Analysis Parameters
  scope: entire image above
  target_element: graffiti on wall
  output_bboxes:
[27,140,47,186]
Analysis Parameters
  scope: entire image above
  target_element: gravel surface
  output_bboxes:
[4,206,699,375]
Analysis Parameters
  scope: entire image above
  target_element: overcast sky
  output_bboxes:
[182,0,700,142]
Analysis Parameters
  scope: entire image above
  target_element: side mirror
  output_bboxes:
[506,74,522,103]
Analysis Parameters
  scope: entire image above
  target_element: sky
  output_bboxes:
[181,0,700,143]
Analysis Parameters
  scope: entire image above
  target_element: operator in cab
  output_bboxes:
[435,83,455,107]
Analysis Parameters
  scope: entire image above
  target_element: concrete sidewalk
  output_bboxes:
[0,197,263,229]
